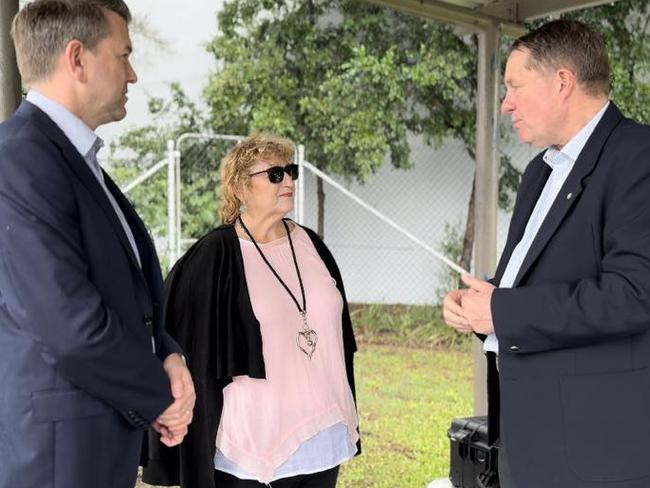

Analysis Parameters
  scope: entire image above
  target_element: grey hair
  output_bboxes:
[510,19,609,97]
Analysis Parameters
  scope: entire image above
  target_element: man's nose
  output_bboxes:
[127,62,138,84]
[500,93,513,114]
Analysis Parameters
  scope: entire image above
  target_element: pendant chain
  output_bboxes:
[238,217,307,316]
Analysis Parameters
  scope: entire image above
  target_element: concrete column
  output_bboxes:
[0,0,21,121]
[472,21,500,415]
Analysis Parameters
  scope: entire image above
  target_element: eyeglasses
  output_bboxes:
[249,163,299,184]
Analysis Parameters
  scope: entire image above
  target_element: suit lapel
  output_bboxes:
[17,102,143,273]
[511,103,624,287]
[103,172,155,276]
[494,156,550,285]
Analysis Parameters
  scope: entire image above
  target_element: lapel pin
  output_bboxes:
[566,192,573,200]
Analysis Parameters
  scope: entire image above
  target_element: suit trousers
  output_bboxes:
[498,422,515,488]
[214,466,340,488]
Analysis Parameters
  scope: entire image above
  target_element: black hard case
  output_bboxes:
[447,416,499,488]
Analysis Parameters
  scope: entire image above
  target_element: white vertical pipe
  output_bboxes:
[167,140,177,265]
[175,145,181,259]
[296,144,305,225]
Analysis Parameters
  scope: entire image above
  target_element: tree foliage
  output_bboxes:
[114,0,487,240]
[201,0,489,236]
[109,84,221,246]
[111,0,649,270]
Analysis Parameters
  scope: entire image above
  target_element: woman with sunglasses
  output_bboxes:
[144,133,360,488]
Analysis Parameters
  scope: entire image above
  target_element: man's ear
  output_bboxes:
[556,68,576,99]
[64,40,87,82]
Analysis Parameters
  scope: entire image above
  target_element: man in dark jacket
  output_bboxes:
[444,19,650,488]
[0,2,195,487]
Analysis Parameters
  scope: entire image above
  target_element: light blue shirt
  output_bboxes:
[484,102,610,354]
[26,91,141,268]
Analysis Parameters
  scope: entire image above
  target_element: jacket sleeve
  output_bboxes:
[492,138,650,354]
[0,137,173,427]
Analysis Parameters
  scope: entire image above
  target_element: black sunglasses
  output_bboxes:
[249,163,299,184]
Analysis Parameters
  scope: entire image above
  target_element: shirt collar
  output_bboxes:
[26,90,103,161]
[543,101,609,170]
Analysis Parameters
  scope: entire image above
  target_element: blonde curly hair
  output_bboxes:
[219,133,295,224]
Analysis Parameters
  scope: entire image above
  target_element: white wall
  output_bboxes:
[298,131,537,305]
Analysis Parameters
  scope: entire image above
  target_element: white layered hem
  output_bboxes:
[215,421,358,484]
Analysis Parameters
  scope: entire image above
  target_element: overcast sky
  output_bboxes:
[96,0,226,158]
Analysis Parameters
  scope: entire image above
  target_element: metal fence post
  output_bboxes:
[296,144,306,225]
[175,144,182,260]
[167,140,177,265]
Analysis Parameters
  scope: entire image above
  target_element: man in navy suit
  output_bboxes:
[0,1,195,487]
[444,20,650,488]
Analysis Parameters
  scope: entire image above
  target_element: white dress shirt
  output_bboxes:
[484,102,610,354]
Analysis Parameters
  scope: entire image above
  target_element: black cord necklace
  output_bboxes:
[238,216,318,359]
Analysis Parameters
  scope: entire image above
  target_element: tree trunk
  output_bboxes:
[459,172,476,286]
[317,175,325,239]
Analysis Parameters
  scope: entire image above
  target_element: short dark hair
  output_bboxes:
[510,19,609,97]
[12,0,132,85]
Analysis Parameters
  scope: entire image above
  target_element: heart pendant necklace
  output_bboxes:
[238,217,317,359]
[297,311,318,359]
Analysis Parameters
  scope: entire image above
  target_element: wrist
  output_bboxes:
[164,352,187,369]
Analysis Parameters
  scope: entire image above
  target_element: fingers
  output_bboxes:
[152,420,183,447]
[152,420,169,437]
[157,401,190,424]
[154,354,197,446]
[155,405,192,447]
[162,355,197,419]
[443,290,470,331]
[461,274,493,292]
[159,425,188,447]
[444,309,471,331]
[157,404,193,431]
[460,288,495,335]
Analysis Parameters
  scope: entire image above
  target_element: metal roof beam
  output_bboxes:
[364,0,528,37]
[515,0,624,20]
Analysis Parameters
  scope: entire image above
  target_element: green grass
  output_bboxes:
[338,344,473,488]
[137,305,474,488]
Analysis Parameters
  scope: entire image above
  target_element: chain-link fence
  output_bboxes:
[174,134,243,258]
[121,127,537,305]
[294,121,536,306]
[298,134,472,305]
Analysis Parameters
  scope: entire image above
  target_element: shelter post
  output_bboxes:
[473,20,500,415]
[0,0,20,121]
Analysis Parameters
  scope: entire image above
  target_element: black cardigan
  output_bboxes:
[143,223,359,488]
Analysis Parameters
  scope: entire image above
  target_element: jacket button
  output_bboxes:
[510,345,520,351]
[143,315,153,327]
